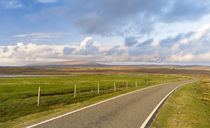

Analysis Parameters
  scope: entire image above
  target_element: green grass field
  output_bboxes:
[150,79,210,128]
[0,74,185,127]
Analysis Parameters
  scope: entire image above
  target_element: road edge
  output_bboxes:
[139,79,198,128]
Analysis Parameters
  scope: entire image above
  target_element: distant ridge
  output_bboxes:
[26,61,106,67]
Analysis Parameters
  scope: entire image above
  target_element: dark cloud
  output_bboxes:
[159,32,194,47]
[185,31,194,38]
[125,37,138,46]
[137,38,154,47]
[128,38,155,56]
[161,0,210,22]
[106,45,125,55]
[72,0,210,36]
[28,0,210,36]
[160,33,183,47]
[63,47,75,55]
[73,0,166,36]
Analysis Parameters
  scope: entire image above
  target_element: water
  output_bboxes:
[0,75,75,77]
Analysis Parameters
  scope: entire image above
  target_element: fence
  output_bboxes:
[36,79,168,106]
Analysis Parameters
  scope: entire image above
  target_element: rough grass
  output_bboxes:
[150,79,210,128]
[0,74,184,127]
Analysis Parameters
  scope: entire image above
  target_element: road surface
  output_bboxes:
[28,79,196,128]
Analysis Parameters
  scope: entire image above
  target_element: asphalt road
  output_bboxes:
[30,79,196,128]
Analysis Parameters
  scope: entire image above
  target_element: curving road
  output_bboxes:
[27,79,196,128]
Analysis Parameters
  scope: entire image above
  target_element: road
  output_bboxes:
[28,79,196,128]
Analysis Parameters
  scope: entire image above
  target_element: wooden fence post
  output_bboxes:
[37,87,40,106]
[98,81,100,95]
[114,81,116,92]
[136,81,138,88]
[147,80,149,85]
[74,83,77,98]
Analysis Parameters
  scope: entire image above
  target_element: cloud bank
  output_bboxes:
[0,24,210,65]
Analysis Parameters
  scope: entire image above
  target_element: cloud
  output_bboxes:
[0,0,24,9]
[151,40,159,47]
[169,52,210,64]
[75,0,210,36]
[79,37,100,55]
[1,23,210,66]
[137,38,154,47]
[169,53,194,62]
[12,32,64,45]
[63,47,75,55]
[105,46,125,56]
[161,0,210,22]
[15,32,62,38]
[159,33,183,47]
[37,0,57,3]
[0,37,127,65]
[26,0,210,37]
[124,37,138,46]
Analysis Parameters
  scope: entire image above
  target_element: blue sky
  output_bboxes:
[0,0,210,66]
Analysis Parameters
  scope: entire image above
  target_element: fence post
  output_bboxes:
[37,87,40,106]
[114,81,116,92]
[147,80,149,85]
[74,83,77,98]
[136,81,138,88]
[98,81,100,95]
[126,81,128,88]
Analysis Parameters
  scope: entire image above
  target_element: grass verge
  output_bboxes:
[150,79,210,128]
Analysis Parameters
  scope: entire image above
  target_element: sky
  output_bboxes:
[0,0,210,66]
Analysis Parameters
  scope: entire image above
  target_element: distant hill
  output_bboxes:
[26,61,106,67]
[1,62,210,75]
[25,61,210,70]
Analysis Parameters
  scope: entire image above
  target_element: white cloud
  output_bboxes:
[194,24,210,39]
[0,0,24,9]
[151,40,159,46]
[169,52,210,64]
[169,53,194,62]
[37,0,57,3]
[15,32,62,38]
[0,37,127,65]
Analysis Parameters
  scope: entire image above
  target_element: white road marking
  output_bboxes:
[139,80,197,128]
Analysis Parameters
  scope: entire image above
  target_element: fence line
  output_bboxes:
[114,81,116,92]
[36,79,169,106]
[74,83,77,98]
[98,82,100,95]
[37,87,41,106]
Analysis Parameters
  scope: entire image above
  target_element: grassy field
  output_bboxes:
[150,77,210,128]
[0,74,185,127]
